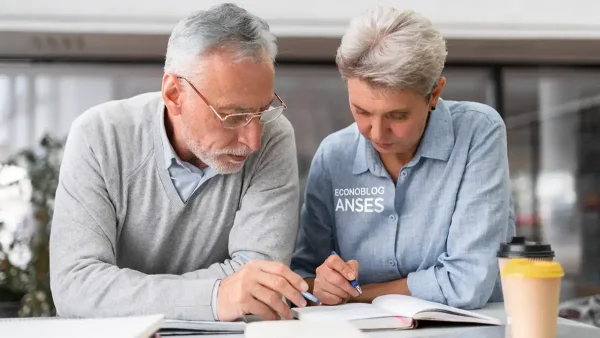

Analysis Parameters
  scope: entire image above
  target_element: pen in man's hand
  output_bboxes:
[331,251,362,294]
[236,253,322,305]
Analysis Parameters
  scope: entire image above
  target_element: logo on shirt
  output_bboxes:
[334,187,385,213]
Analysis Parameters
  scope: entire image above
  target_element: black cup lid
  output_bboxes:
[497,236,555,258]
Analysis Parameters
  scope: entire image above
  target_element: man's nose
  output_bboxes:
[238,117,262,151]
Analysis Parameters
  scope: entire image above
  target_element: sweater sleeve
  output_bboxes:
[50,115,218,320]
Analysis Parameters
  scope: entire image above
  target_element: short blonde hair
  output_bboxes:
[336,7,447,96]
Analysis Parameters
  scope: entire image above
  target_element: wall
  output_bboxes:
[2,0,600,39]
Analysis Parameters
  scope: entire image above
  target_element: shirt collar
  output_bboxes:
[353,134,371,175]
[352,98,454,175]
[352,129,391,177]
[159,107,183,169]
[415,98,455,161]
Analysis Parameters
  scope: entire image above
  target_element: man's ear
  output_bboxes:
[429,77,446,109]
[162,74,184,116]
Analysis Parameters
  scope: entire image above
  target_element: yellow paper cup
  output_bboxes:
[501,259,564,338]
[496,237,555,320]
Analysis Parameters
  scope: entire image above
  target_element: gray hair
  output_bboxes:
[336,7,447,96]
[164,3,277,77]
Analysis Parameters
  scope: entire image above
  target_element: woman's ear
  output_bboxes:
[429,77,446,109]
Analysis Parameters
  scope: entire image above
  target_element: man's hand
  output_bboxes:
[216,260,308,321]
[313,255,360,305]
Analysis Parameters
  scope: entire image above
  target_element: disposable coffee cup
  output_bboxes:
[501,259,564,338]
[497,237,555,320]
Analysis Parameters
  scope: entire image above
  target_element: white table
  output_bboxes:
[184,303,598,338]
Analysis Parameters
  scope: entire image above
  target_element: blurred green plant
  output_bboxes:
[0,135,65,317]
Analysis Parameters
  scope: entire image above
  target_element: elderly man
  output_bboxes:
[50,3,308,322]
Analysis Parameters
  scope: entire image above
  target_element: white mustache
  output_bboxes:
[214,148,254,157]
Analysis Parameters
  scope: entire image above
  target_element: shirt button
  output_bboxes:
[389,259,396,266]
[389,215,397,221]
[401,171,408,177]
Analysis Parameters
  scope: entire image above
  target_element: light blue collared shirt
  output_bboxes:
[159,111,218,203]
[291,98,516,309]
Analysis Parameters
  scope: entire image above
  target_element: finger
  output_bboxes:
[255,271,307,308]
[346,260,360,278]
[313,288,343,305]
[315,277,352,299]
[250,261,309,292]
[325,255,356,280]
[244,296,280,321]
[321,268,359,297]
[250,283,293,320]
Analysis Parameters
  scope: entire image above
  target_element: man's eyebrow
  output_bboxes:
[352,104,410,115]
[216,97,275,113]
[215,104,250,111]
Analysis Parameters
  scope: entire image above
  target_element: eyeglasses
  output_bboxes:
[177,76,287,129]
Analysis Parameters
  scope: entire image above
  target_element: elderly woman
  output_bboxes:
[291,7,515,309]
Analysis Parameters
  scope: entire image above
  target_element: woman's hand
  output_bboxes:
[313,255,360,305]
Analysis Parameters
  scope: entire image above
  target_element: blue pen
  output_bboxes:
[236,252,321,305]
[331,251,362,294]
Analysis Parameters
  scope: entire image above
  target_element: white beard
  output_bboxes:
[181,123,253,174]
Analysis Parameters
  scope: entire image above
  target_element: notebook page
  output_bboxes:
[292,303,396,321]
[372,295,500,323]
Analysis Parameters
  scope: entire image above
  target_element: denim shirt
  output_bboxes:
[291,98,516,309]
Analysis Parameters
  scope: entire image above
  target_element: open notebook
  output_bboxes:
[0,314,164,338]
[292,294,502,331]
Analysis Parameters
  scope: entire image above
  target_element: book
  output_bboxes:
[158,315,269,335]
[292,294,503,331]
[158,319,246,336]
[0,314,164,338]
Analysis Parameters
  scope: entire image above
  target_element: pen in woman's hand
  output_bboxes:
[331,251,362,294]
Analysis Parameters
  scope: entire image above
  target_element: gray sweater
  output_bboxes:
[49,92,300,320]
